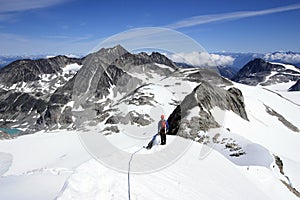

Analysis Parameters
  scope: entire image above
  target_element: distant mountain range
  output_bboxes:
[171,51,300,79]
[1,51,299,69]
[232,58,300,87]
[0,45,231,134]
[0,55,46,68]
[0,47,299,135]
[0,54,81,68]
[1,45,300,199]
[216,52,300,79]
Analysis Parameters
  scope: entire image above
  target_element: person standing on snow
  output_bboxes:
[158,114,169,145]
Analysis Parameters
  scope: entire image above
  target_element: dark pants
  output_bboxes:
[160,129,166,145]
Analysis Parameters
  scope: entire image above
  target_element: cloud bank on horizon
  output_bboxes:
[168,52,235,67]
[264,52,300,63]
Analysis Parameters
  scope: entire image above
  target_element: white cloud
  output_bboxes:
[168,52,235,67]
[264,52,300,63]
[166,3,300,29]
[0,0,70,13]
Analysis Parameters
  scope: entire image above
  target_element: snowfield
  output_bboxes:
[1,64,300,199]
[57,136,296,200]
[0,131,91,200]
[1,130,298,200]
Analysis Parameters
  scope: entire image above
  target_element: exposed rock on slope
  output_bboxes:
[232,58,300,86]
[0,56,82,87]
[289,79,300,91]
[168,81,248,138]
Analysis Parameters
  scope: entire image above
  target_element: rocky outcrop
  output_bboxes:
[0,56,82,87]
[105,111,153,127]
[168,81,248,137]
[274,155,300,198]
[149,52,178,69]
[265,105,299,132]
[0,90,48,130]
[289,79,300,91]
[112,51,178,77]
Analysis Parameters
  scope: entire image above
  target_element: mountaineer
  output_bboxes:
[158,114,169,145]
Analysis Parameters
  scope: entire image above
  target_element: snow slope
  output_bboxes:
[217,82,300,193]
[224,83,300,162]
[0,130,91,200]
[263,82,300,105]
[1,126,298,200]
[57,134,297,200]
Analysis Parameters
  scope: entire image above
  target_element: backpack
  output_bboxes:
[161,120,166,129]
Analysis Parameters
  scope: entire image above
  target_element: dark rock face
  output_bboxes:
[60,107,73,126]
[227,87,248,120]
[112,51,177,78]
[232,58,285,85]
[232,58,300,86]
[185,68,233,86]
[265,105,299,132]
[0,56,82,87]
[168,81,248,137]
[0,92,46,120]
[120,111,153,126]
[0,91,47,129]
[289,79,300,91]
[149,52,177,69]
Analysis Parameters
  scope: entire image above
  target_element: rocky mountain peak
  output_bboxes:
[0,56,82,86]
[232,58,299,86]
[149,52,177,69]
[84,45,128,65]
[98,45,128,56]
[236,58,284,75]
[168,80,248,137]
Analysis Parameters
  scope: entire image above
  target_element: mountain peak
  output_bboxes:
[97,45,128,55]
[149,52,177,69]
[86,45,128,65]
[232,58,300,86]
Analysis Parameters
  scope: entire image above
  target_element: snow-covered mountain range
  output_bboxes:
[0,45,300,200]
[233,58,300,87]
[167,51,300,79]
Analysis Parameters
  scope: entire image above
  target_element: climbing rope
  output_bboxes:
[128,146,144,200]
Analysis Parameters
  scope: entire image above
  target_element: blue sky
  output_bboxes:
[0,0,300,55]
